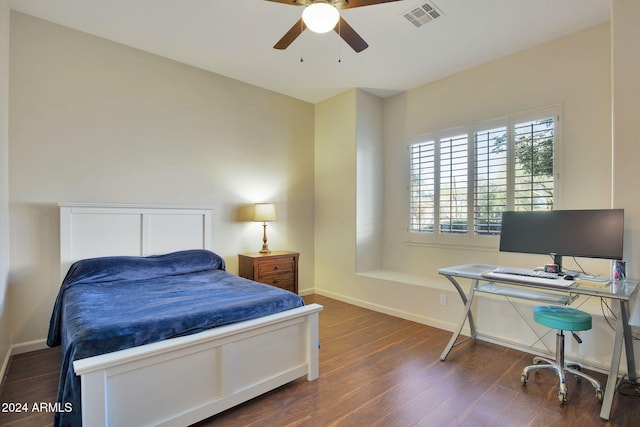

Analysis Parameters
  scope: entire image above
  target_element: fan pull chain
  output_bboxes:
[337,19,342,63]
[300,19,304,63]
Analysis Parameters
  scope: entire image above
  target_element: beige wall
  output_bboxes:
[314,90,357,294]
[612,0,640,324]
[0,0,10,367]
[355,90,384,273]
[314,88,385,285]
[383,23,613,279]
[8,12,315,346]
[315,22,639,371]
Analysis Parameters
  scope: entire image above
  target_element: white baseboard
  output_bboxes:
[0,338,48,389]
[0,345,10,385]
[10,338,48,355]
[312,288,457,332]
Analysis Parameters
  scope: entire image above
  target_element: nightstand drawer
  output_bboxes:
[257,259,295,276]
[257,272,295,293]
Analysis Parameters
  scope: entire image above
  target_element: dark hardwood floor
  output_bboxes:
[1,294,639,426]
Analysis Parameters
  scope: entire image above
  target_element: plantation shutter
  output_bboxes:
[439,134,468,234]
[513,117,555,211]
[409,141,436,232]
[474,126,508,235]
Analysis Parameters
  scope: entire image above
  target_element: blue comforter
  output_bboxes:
[47,249,304,427]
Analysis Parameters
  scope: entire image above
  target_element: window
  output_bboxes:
[409,107,558,242]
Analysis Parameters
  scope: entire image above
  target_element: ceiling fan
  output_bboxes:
[266,0,403,53]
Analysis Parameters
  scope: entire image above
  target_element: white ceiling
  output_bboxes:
[9,0,610,104]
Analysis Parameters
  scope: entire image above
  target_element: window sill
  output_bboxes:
[404,239,498,252]
[357,269,450,292]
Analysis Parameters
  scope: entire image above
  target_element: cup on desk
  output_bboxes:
[613,260,626,281]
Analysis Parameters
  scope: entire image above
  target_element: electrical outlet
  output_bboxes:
[440,294,447,306]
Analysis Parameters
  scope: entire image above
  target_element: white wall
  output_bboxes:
[8,12,315,346]
[0,0,11,369]
[315,22,640,372]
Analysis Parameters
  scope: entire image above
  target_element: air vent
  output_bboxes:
[403,1,443,28]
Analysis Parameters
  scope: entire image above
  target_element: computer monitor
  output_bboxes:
[499,209,624,272]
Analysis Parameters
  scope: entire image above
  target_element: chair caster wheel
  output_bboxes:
[558,383,568,405]
[596,389,603,402]
[558,390,567,405]
[521,372,528,385]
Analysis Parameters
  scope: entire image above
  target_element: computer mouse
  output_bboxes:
[564,274,575,280]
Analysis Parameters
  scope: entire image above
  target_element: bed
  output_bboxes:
[49,203,322,427]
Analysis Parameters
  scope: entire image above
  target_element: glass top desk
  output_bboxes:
[438,263,638,421]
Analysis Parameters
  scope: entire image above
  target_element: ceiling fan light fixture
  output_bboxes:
[302,3,340,34]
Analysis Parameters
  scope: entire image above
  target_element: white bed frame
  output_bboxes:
[59,203,322,427]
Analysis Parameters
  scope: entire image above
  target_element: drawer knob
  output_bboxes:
[273,279,281,283]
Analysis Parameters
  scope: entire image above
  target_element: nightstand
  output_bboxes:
[238,251,299,294]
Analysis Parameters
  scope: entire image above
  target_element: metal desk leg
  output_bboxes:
[440,276,477,361]
[600,299,634,420]
[620,301,637,383]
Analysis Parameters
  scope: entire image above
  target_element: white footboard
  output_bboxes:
[73,303,322,427]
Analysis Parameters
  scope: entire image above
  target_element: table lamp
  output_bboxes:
[253,203,277,253]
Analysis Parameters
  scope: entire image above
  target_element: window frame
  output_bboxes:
[407,105,561,248]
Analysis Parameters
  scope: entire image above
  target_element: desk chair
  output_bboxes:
[520,306,603,404]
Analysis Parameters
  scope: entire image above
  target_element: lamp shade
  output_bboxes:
[253,203,277,222]
[302,3,340,34]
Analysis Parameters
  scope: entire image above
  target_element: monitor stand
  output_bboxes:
[552,253,563,273]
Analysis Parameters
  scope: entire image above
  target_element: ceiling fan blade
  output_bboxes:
[264,0,305,5]
[334,17,368,52]
[274,19,306,50]
[339,0,402,9]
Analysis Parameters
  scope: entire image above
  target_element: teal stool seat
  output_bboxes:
[521,305,602,404]
[533,306,592,331]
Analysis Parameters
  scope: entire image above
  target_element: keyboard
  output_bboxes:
[493,266,558,279]
[482,271,575,288]
[477,283,572,303]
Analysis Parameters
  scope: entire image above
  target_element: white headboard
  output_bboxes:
[60,203,212,279]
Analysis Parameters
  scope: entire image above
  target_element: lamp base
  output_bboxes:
[259,222,271,254]
[259,245,271,254]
